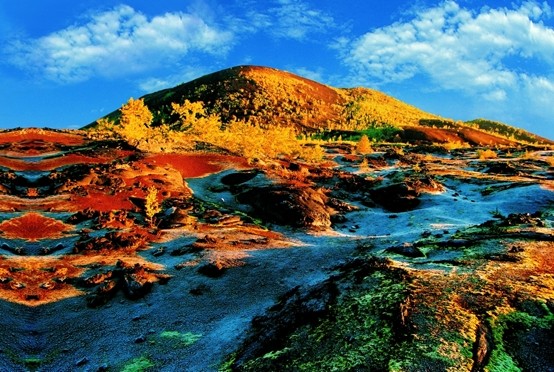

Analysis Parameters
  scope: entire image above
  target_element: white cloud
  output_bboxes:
[232,0,336,41]
[269,0,335,40]
[343,0,554,102]
[8,5,233,83]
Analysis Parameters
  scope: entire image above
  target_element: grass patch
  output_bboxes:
[159,331,203,347]
[121,356,155,372]
[487,307,554,372]
[308,124,401,143]
[238,267,409,371]
[23,358,42,371]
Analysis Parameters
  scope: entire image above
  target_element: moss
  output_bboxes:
[23,358,42,370]
[159,331,202,347]
[121,355,155,372]
[218,352,237,372]
[240,269,408,371]
[487,307,554,371]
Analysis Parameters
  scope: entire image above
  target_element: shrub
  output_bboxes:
[145,186,162,227]
[476,149,498,160]
[216,120,300,161]
[300,144,325,163]
[99,96,307,160]
[171,100,222,142]
[441,141,470,151]
[356,135,372,154]
[116,98,153,145]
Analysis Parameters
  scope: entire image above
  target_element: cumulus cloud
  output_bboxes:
[8,5,233,83]
[343,1,554,102]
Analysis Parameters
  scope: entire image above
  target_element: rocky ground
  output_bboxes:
[0,128,552,371]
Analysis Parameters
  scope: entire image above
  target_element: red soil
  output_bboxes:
[0,153,111,172]
[403,127,465,143]
[0,157,27,171]
[458,127,515,146]
[0,212,73,241]
[147,153,249,178]
[401,126,518,146]
[70,190,137,213]
[0,128,85,146]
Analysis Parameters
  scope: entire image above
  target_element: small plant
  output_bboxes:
[145,186,162,227]
[300,144,325,163]
[159,331,202,346]
[489,208,504,219]
[356,134,372,154]
[122,355,155,372]
[476,149,497,160]
[392,146,404,156]
[442,141,470,151]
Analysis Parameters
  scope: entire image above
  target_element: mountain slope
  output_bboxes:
[93,65,442,130]
[90,65,553,146]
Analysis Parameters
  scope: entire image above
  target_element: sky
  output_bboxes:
[1,0,554,139]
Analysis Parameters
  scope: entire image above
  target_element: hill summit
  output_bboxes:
[93,65,552,146]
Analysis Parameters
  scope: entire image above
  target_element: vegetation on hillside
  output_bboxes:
[93,98,312,162]
[89,66,553,151]
[465,119,548,144]
[340,88,442,129]
[90,66,443,134]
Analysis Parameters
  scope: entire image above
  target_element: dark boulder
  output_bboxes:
[485,162,520,175]
[236,186,333,230]
[220,170,260,186]
[385,244,425,258]
[122,273,153,300]
[369,183,420,212]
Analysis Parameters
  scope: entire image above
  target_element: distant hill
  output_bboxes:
[89,65,553,146]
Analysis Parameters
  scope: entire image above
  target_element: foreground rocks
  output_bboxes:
[0,129,552,371]
[236,186,334,230]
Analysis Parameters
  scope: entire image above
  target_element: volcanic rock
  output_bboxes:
[369,183,420,212]
[220,170,259,185]
[385,244,425,258]
[236,186,333,230]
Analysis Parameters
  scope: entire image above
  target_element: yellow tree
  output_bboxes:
[145,186,162,227]
[171,100,206,130]
[171,100,221,141]
[356,134,372,154]
[116,98,153,144]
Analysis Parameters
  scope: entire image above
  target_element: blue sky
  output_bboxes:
[1,1,554,139]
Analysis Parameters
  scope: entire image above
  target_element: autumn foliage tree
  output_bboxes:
[100,96,324,162]
[171,100,221,142]
[145,186,162,227]
[356,135,372,154]
[115,98,154,145]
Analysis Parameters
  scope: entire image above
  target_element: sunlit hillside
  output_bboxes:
[89,65,553,146]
